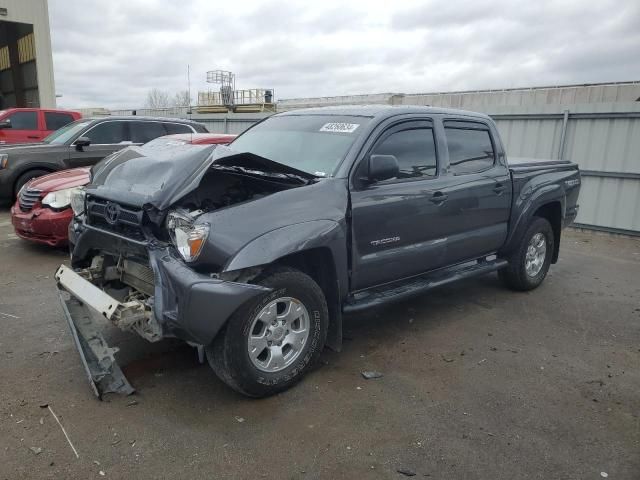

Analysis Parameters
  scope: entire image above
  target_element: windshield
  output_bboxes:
[229,115,370,177]
[43,119,92,145]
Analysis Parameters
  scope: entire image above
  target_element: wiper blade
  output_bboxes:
[213,164,313,184]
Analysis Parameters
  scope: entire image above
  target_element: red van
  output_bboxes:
[0,108,82,144]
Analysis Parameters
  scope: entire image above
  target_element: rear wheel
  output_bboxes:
[206,267,328,397]
[499,217,554,291]
[14,169,50,197]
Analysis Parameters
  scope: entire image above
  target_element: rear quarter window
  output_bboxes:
[191,123,208,133]
[163,123,194,135]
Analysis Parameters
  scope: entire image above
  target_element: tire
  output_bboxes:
[14,169,50,197]
[206,267,328,398]
[499,216,554,291]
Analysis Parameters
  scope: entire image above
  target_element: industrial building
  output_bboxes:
[0,0,55,108]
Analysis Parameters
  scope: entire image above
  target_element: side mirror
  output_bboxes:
[74,136,91,151]
[367,154,399,182]
[0,120,12,129]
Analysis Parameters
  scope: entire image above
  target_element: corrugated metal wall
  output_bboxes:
[403,81,640,108]
[486,103,640,234]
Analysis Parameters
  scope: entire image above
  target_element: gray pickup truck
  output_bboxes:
[55,106,581,398]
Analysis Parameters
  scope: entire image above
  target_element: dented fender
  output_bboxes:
[225,220,345,270]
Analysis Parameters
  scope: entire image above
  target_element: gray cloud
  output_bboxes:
[48,0,640,108]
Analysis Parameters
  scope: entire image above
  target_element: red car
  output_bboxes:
[11,133,236,246]
[0,108,82,144]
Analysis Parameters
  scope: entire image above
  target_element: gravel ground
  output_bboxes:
[0,208,638,480]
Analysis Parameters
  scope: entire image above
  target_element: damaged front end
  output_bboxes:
[55,146,313,398]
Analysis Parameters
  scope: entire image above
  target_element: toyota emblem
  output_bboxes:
[105,202,120,225]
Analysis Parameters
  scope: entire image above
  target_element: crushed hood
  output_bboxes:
[86,145,316,210]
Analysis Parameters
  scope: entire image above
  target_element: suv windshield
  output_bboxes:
[230,115,370,177]
[43,119,92,145]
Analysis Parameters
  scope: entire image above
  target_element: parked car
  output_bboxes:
[0,116,208,203]
[0,108,82,145]
[11,133,235,247]
[55,106,581,399]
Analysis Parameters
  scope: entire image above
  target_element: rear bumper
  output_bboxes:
[563,204,579,228]
[11,202,72,246]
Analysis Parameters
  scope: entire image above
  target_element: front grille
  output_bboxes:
[86,197,146,241]
[19,188,43,212]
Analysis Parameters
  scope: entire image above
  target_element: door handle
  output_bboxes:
[429,191,448,204]
[27,135,40,139]
[493,183,506,195]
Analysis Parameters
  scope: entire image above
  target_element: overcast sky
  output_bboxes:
[49,0,640,109]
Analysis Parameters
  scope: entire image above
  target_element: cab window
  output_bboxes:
[85,121,128,144]
[6,111,37,130]
[370,126,437,179]
[130,121,167,143]
[444,122,495,175]
[45,112,75,130]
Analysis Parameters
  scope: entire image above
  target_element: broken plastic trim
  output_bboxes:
[57,290,134,399]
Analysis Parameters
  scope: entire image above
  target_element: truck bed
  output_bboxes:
[508,156,576,170]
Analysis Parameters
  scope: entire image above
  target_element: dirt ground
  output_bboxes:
[0,207,638,479]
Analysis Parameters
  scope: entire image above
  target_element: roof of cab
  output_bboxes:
[276,104,491,121]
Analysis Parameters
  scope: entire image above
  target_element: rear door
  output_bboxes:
[43,111,77,136]
[350,119,455,290]
[68,120,131,167]
[439,119,512,264]
[129,121,169,144]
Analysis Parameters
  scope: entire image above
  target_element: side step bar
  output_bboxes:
[344,258,508,313]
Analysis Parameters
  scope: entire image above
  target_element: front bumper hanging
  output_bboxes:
[55,265,138,399]
[55,250,271,399]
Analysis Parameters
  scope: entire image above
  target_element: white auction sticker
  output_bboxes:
[319,123,360,133]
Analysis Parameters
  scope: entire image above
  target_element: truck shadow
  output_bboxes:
[109,274,508,406]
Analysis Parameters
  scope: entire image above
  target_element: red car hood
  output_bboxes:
[27,167,91,193]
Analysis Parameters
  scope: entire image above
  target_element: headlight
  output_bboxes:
[0,154,7,169]
[167,210,209,262]
[70,188,86,216]
[42,187,76,209]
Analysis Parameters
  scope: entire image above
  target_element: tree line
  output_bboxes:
[145,88,192,109]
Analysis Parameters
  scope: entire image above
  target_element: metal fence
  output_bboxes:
[109,103,640,235]
[489,103,640,235]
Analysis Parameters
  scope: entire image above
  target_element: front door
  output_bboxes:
[0,110,40,143]
[350,120,454,290]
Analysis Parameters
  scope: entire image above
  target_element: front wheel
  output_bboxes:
[499,217,554,291]
[206,267,328,397]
